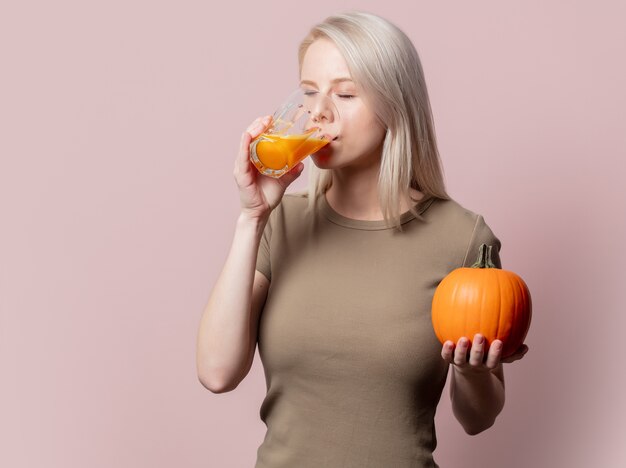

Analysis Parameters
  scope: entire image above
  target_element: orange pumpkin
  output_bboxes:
[431,243,532,359]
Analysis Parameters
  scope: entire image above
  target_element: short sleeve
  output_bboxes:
[462,214,502,269]
[255,212,273,281]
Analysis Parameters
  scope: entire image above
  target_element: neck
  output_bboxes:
[324,149,424,221]
[325,160,383,220]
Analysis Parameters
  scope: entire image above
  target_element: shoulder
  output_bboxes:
[428,197,486,232]
[426,197,502,267]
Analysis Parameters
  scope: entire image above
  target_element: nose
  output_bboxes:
[309,96,336,123]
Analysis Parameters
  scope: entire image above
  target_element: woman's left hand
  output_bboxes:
[441,334,529,375]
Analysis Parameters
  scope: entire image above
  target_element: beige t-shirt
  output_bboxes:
[254,191,502,468]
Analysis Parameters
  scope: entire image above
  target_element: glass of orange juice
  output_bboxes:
[249,88,340,178]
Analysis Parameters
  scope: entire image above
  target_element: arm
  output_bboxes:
[196,213,270,393]
[443,335,528,435]
[445,214,527,434]
[449,337,505,435]
[197,114,303,393]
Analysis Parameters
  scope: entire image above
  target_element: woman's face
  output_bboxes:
[300,39,386,171]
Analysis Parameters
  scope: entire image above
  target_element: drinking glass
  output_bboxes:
[249,88,340,178]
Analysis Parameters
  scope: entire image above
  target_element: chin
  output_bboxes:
[310,146,336,168]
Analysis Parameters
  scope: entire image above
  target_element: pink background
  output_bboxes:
[1,1,625,467]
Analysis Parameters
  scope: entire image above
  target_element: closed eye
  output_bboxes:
[303,91,354,99]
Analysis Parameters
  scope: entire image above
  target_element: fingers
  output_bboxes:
[443,335,529,371]
[440,338,471,366]
[442,335,506,372]
[441,341,457,367]
[453,337,470,366]
[245,115,272,142]
[467,335,486,366]
[484,340,503,369]
[238,115,273,173]
[238,131,253,172]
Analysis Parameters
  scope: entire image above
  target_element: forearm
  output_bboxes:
[196,213,267,387]
[450,364,505,435]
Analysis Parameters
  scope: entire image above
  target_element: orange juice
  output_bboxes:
[250,130,330,178]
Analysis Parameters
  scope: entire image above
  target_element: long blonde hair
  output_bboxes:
[297,11,450,230]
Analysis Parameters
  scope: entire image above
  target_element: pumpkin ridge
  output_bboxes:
[512,276,531,349]
[463,281,469,349]
[511,278,524,352]
[507,274,518,354]
[479,276,486,346]
[494,272,504,352]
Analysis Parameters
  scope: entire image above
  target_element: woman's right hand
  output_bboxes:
[234,115,305,221]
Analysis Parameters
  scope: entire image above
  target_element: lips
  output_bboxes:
[322,133,339,141]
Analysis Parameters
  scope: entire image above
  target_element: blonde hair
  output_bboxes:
[297,11,450,231]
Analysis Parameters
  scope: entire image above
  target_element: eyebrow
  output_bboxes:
[300,77,354,86]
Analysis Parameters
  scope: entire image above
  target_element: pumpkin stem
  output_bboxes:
[470,243,497,269]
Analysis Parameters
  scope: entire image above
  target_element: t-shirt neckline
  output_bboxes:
[318,192,436,231]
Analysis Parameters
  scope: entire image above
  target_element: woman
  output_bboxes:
[197,11,528,468]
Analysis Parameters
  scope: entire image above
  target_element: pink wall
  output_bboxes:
[1,1,624,467]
